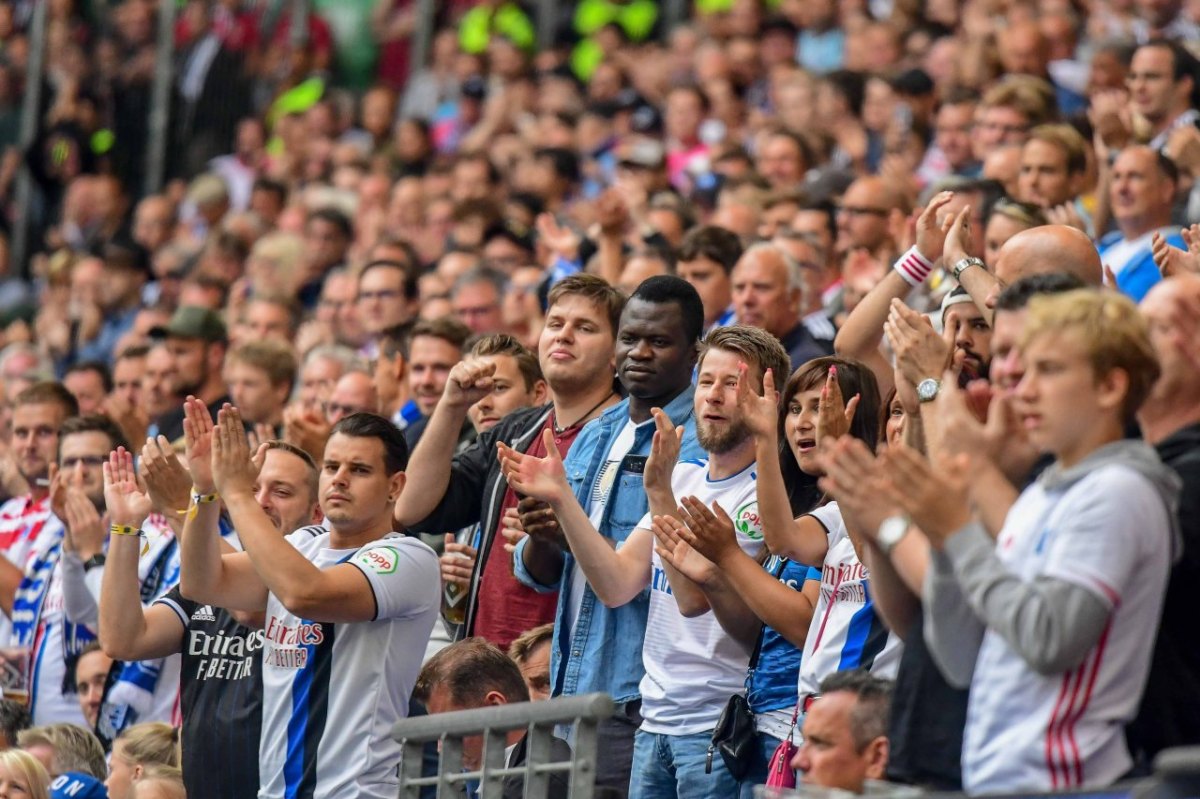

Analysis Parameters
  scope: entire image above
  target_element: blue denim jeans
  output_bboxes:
[629,729,739,799]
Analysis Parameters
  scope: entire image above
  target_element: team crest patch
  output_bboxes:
[357,546,399,574]
[733,501,763,540]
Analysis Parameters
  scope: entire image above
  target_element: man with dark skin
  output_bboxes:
[511,276,706,798]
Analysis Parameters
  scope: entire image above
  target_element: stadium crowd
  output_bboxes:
[0,0,1199,796]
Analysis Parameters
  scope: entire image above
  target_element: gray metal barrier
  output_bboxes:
[392,692,614,799]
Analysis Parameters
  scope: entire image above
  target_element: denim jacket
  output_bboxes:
[513,387,704,703]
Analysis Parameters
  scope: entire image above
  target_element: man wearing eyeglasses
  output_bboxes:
[834,177,907,263]
[356,260,419,360]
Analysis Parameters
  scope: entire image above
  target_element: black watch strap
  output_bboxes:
[83,554,107,573]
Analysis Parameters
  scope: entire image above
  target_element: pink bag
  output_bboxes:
[764,703,800,788]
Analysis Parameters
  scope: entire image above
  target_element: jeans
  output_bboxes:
[739,731,789,799]
[629,729,739,799]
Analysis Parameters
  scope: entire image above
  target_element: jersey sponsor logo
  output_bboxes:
[264,646,309,669]
[264,615,325,646]
[191,605,217,622]
[733,501,763,540]
[356,546,399,575]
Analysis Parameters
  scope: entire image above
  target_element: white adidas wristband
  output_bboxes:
[893,246,935,287]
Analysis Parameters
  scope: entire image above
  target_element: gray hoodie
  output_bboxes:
[924,439,1181,689]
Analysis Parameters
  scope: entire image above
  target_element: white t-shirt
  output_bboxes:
[962,465,1171,792]
[257,528,440,799]
[566,419,646,641]
[636,459,764,735]
[796,503,901,699]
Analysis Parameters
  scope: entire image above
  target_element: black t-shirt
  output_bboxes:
[885,607,969,790]
[153,395,231,445]
[157,586,264,799]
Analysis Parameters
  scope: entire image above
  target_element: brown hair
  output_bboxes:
[699,325,791,392]
[469,333,544,391]
[546,273,626,337]
[227,340,299,388]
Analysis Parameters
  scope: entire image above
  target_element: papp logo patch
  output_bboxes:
[357,546,399,574]
[734,501,763,540]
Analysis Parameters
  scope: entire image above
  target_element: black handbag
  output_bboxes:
[707,691,757,779]
[707,557,787,780]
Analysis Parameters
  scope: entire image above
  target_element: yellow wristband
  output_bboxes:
[110,524,142,538]
[191,491,219,505]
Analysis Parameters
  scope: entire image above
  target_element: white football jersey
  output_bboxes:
[963,465,1171,792]
[257,528,439,799]
[637,458,764,735]
[796,502,902,699]
[0,496,60,646]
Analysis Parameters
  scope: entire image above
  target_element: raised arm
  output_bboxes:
[834,192,956,394]
[99,445,186,661]
[212,406,384,623]
[501,429,652,608]
[177,398,269,612]
[395,359,495,526]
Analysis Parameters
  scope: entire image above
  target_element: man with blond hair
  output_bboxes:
[883,290,1178,791]
[223,340,298,431]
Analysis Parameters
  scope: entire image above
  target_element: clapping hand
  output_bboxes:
[62,484,106,558]
[183,396,216,494]
[651,514,718,587]
[1152,227,1200,278]
[498,430,570,507]
[736,363,781,443]
[877,445,972,548]
[675,496,741,567]
[140,435,191,517]
[885,299,955,388]
[644,408,682,499]
[814,365,860,447]
[513,497,564,550]
[817,437,895,545]
[914,191,956,263]
[102,448,153,531]
[211,406,267,502]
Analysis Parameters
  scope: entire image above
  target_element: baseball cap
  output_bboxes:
[50,772,108,799]
[616,139,666,169]
[149,305,228,343]
[940,285,977,319]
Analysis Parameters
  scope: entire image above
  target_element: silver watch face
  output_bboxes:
[878,516,908,548]
[917,378,940,402]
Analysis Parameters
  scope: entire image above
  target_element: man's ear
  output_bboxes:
[482,690,509,707]
[1095,366,1130,417]
[864,735,889,780]
[531,379,549,405]
[388,471,406,504]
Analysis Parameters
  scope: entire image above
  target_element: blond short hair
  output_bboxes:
[228,339,299,388]
[0,749,50,799]
[1027,123,1088,174]
[16,723,107,779]
[1021,289,1160,421]
[113,723,181,770]
[699,325,792,392]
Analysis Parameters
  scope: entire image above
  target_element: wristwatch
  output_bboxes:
[877,515,909,556]
[83,554,107,573]
[952,256,985,281]
[916,378,941,403]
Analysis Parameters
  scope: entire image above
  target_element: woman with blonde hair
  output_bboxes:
[104,724,180,799]
[0,748,51,799]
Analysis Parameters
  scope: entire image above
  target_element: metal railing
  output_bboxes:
[393,692,614,799]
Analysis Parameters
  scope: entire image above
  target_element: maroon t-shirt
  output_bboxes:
[472,415,583,650]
